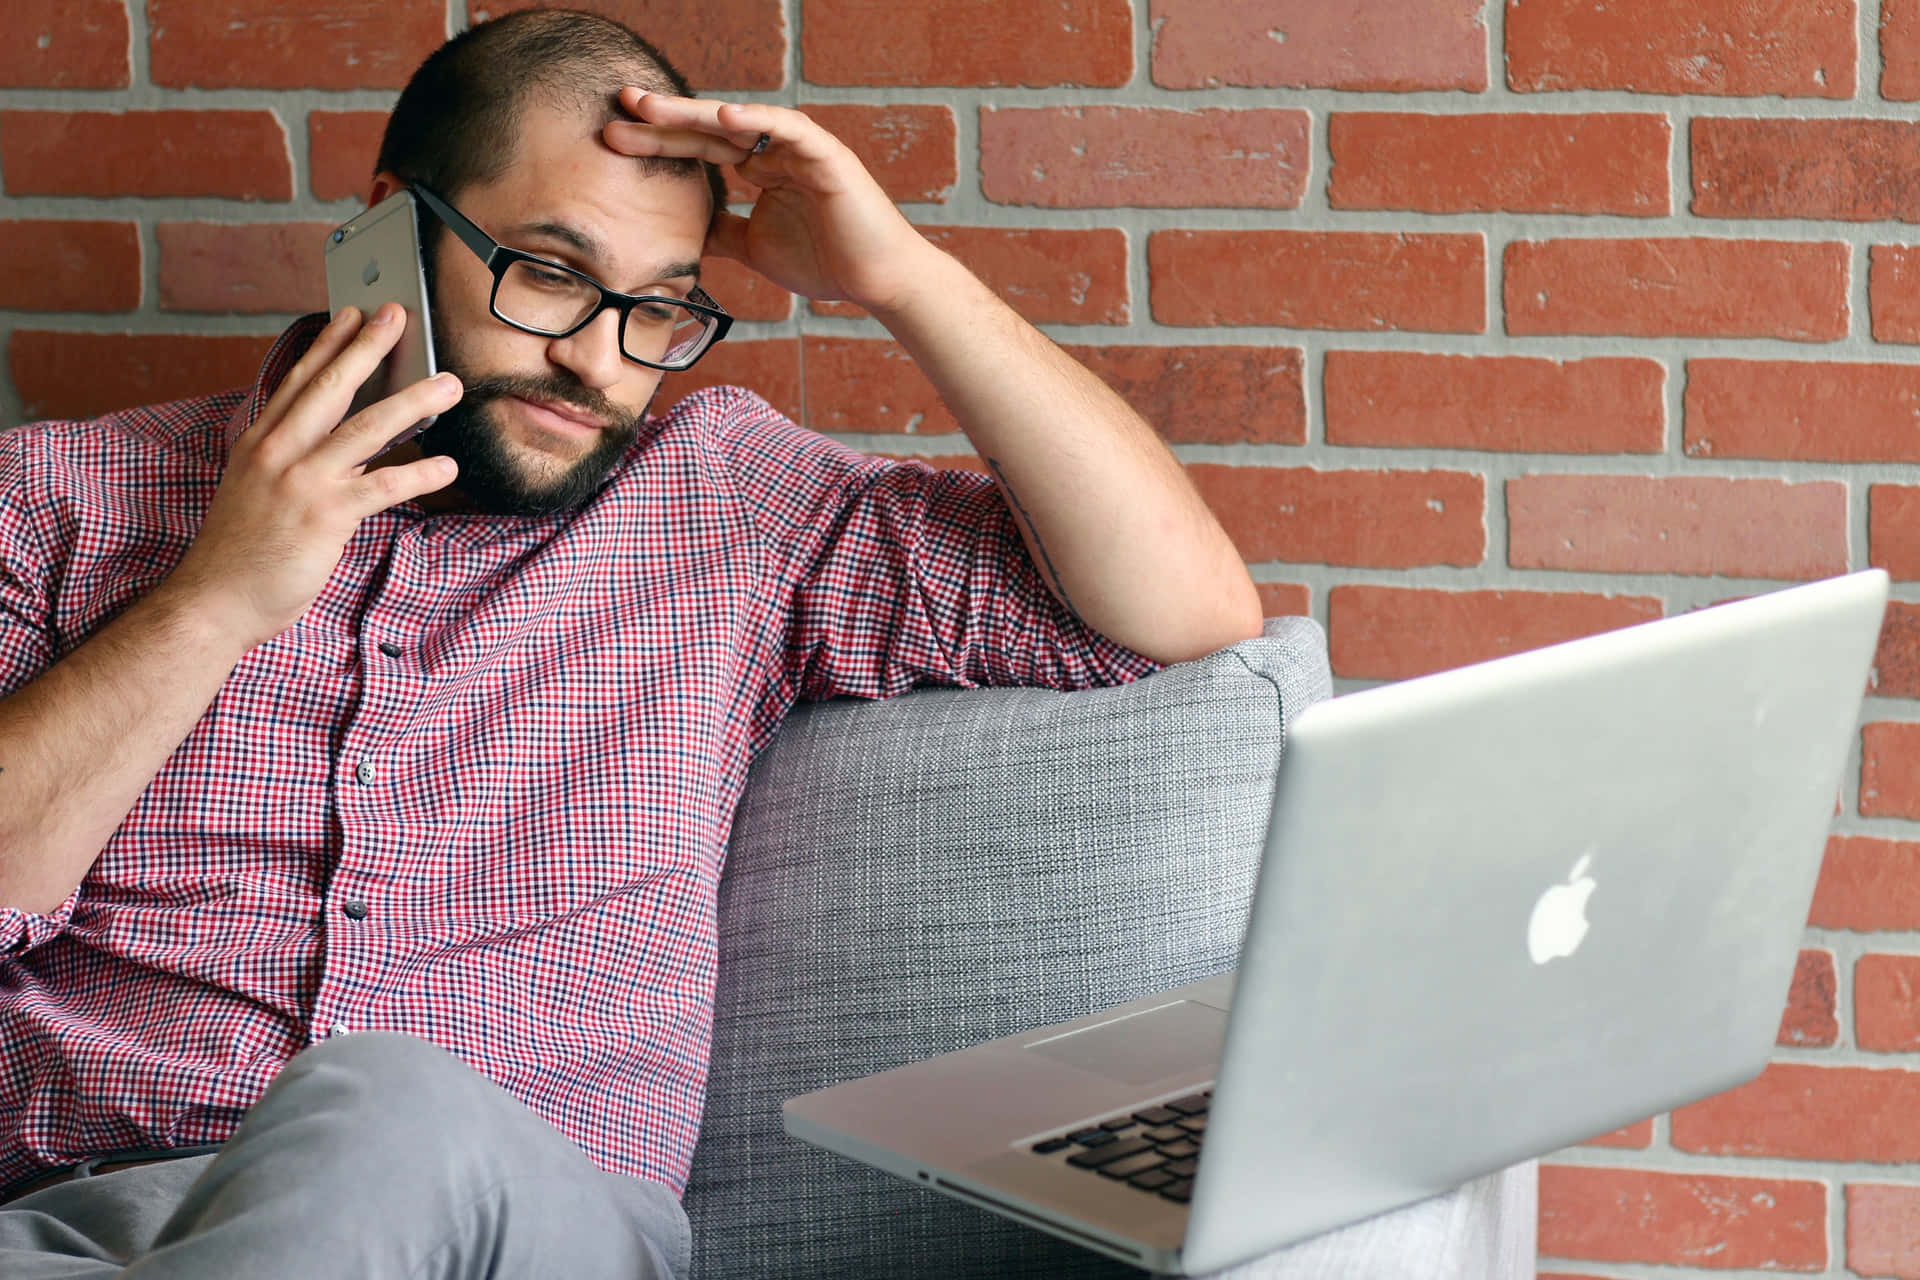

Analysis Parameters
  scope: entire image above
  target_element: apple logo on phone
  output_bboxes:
[1527,853,1596,965]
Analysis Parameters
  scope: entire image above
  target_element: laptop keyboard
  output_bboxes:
[1029,1090,1209,1204]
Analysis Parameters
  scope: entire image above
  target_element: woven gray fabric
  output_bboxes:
[685,618,1331,1279]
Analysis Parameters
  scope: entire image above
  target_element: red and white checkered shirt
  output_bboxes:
[0,316,1159,1195]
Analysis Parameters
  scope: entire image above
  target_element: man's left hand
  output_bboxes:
[603,91,936,317]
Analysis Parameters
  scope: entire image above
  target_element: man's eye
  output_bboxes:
[633,299,684,323]
[521,264,578,290]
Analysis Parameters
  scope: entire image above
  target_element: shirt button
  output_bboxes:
[329,1023,350,1039]
[378,641,402,657]
[355,760,376,785]
[341,899,369,921]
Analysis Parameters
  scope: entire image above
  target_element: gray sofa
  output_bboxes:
[683,616,1535,1278]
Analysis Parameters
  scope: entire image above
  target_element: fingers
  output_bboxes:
[350,450,459,518]
[318,369,464,471]
[251,302,412,458]
[607,91,840,169]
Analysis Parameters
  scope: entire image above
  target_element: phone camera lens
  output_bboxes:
[331,229,345,243]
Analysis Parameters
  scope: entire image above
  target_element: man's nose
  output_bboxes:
[546,308,625,390]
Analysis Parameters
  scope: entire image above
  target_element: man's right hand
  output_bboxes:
[162,303,464,652]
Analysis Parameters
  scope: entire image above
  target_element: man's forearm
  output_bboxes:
[871,249,1263,665]
[0,584,251,914]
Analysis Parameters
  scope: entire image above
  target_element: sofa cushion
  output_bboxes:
[686,617,1332,1279]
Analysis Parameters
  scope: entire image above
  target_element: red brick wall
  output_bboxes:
[6,2,1920,1273]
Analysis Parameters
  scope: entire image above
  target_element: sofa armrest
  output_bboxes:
[686,618,1330,1279]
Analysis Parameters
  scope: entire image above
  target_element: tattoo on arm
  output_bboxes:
[986,457,1082,623]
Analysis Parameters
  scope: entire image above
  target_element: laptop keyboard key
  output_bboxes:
[1129,1169,1176,1191]
[1160,1179,1194,1203]
[1097,1151,1168,1180]
[1165,1094,1209,1116]
[1176,1114,1208,1134]
[1155,1139,1199,1159]
[1133,1106,1180,1126]
[1032,1137,1072,1154]
[1163,1157,1199,1178]
[1102,1117,1140,1133]
[1067,1137,1156,1170]
[1142,1124,1185,1142]
[1069,1129,1114,1148]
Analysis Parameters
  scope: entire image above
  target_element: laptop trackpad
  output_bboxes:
[1024,1000,1228,1087]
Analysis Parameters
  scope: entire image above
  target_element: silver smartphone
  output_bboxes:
[322,190,440,458]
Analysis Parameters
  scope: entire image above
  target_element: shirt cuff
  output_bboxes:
[0,883,80,956]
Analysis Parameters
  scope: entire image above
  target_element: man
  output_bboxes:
[0,10,1260,1277]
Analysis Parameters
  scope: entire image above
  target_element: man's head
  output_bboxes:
[369,9,725,517]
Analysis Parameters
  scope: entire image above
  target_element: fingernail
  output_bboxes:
[371,304,399,326]
[434,372,461,390]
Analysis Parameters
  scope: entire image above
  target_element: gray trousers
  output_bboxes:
[0,1032,690,1279]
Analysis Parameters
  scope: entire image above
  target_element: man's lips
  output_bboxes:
[507,394,609,435]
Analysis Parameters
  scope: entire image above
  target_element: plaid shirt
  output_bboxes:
[0,316,1158,1195]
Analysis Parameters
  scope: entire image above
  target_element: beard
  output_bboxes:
[409,313,649,518]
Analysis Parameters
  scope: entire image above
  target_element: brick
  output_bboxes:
[698,256,791,323]
[1694,118,1920,222]
[1151,0,1486,91]
[0,111,292,201]
[1255,583,1310,618]
[1849,1183,1920,1277]
[1508,0,1854,98]
[1505,239,1849,343]
[1873,602,1920,698]
[11,331,276,423]
[1685,359,1920,462]
[803,0,1130,87]
[149,0,443,89]
[1537,1164,1826,1270]
[1872,245,1920,344]
[309,111,388,204]
[1813,836,1920,930]
[1862,722,1920,820]
[1508,475,1847,581]
[1583,1118,1655,1148]
[1325,352,1664,454]
[1781,949,1839,1048]
[802,338,953,435]
[1330,113,1669,217]
[0,0,130,88]
[1065,345,1305,445]
[1872,485,1920,581]
[158,223,331,315]
[801,105,955,203]
[655,338,800,424]
[1185,466,1485,569]
[981,107,1309,209]
[1886,0,1920,100]
[1857,954,1920,1053]
[468,0,786,91]
[1672,1062,1920,1163]
[817,227,1128,325]
[0,221,141,313]
[1327,586,1660,682]
[1150,231,1485,333]
[802,338,1304,444]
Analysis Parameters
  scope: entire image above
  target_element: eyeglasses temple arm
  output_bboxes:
[409,185,498,267]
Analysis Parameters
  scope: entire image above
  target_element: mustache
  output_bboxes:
[455,371,638,433]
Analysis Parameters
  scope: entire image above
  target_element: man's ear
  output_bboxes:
[365,171,406,208]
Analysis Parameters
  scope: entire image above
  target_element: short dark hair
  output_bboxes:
[375,8,726,225]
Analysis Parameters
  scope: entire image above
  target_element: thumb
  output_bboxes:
[704,210,752,264]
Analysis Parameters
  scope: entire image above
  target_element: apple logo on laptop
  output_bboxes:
[1527,854,1596,965]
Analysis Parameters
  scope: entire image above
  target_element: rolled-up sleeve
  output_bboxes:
[709,388,1162,701]
[0,428,76,954]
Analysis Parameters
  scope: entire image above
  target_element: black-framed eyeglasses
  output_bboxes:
[409,183,732,373]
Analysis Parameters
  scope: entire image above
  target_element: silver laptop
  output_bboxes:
[784,569,1888,1275]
